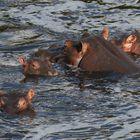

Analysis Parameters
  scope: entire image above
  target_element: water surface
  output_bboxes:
[0,0,140,139]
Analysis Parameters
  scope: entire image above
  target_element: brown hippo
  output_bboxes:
[64,35,140,74]
[19,56,58,76]
[33,49,55,63]
[33,47,65,64]
[101,27,140,55]
[0,89,35,114]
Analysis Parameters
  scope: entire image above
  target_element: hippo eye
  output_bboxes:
[23,65,25,68]
[64,47,68,54]
[31,61,40,70]
[64,45,67,50]
[31,63,36,69]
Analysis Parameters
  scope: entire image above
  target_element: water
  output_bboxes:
[0,0,140,139]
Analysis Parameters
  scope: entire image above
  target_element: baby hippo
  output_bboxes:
[19,56,58,76]
[0,89,35,114]
[101,27,140,55]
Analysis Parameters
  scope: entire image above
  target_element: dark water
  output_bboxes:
[0,0,140,139]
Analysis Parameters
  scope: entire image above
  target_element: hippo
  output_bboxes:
[33,49,55,63]
[19,56,58,76]
[64,35,140,74]
[0,89,35,114]
[101,27,140,55]
[33,46,65,64]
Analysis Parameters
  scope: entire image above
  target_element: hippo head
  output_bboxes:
[102,27,140,55]
[0,89,35,114]
[121,30,140,55]
[64,40,88,66]
[120,34,137,52]
[63,35,140,74]
[18,56,58,76]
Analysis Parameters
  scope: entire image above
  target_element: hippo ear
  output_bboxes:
[18,56,27,65]
[26,89,35,100]
[101,26,109,40]
[126,35,137,43]
[64,40,73,48]
[81,42,88,55]
[0,97,6,108]
[81,32,90,39]
[31,61,40,70]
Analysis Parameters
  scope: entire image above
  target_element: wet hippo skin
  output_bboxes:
[0,89,35,114]
[102,27,140,55]
[113,30,140,55]
[33,47,66,64]
[64,35,140,74]
[19,56,58,76]
[33,49,56,63]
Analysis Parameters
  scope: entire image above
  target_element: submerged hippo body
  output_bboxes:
[19,56,58,76]
[64,36,140,74]
[0,89,35,114]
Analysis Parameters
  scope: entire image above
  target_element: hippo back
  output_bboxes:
[79,36,140,73]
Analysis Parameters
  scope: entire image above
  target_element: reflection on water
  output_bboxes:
[0,0,140,139]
